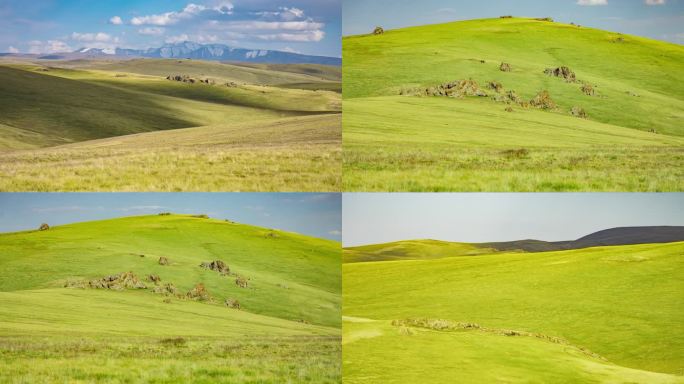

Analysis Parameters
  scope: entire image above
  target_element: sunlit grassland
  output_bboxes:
[342,242,684,382]
[0,60,341,191]
[0,114,340,191]
[0,215,342,383]
[342,18,684,191]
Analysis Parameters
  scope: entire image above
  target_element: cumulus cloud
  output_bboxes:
[577,0,608,5]
[28,40,72,54]
[130,2,326,43]
[165,33,189,43]
[131,2,233,26]
[109,16,123,25]
[645,0,665,4]
[7,45,19,53]
[71,32,116,42]
[138,27,165,36]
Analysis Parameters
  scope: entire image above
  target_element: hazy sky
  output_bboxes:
[343,0,684,44]
[0,193,341,241]
[0,0,341,57]
[343,193,684,246]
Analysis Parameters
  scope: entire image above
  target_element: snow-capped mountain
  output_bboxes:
[114,42,341,65]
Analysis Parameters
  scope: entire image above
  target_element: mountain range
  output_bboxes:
[2,41,341,66]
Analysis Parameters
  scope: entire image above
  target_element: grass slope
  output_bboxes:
[343,17,684,191]
[0,61,341,191]
[0,114,340,191]
[0,214,341,383]
[343,242,684,382]
[343,239,494,263]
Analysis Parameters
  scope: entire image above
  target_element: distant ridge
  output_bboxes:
[344,226,684,263]
[482,226,684,252]
[1,41,341,66]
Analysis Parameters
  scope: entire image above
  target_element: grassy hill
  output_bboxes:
[343,241,684,383]
[0,60,341,191]
[343,17,684,191]
[343,239,495,263]
[0,214,341,383]
[0,114,340,191]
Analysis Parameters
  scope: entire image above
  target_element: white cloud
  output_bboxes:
[165,34,189,43]
[28,40,72,54]
[577,0,608,5]
[71,32,116,42]
[7,46,19,53]
[645,0,666,4]
[138,27,165,36]
[255,30,325,42]
[131,2,233,26]
[109,16,123,25]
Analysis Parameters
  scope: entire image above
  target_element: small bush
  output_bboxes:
[160,337,187,347]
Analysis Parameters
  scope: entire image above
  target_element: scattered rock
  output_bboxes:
[424,79,488,98]
[580,83,596,96]
[505,106,514,112]
[159,257,170,266]
[544,66,576,82]
[65,271,147,290]
[166,75,205,84]
[200,260,230,275]
[529,90,557,109]
[480,59,486,64]
[39,223,50,231]
[235,276,249,289]
[225,298,240,309]
[373,26,384,35]
[148,274,161,283]
[192,214,209,219]
[163,298,172,304]
[225,81,238,87]
[626,91,639,97]
[571,106,588,118]
[186,283,212,301]
[535,17,554,22]
[153,283,180,296]
[499,62,512,72]
[264,231,280,238]
[500,15,513,19]
[649,128,657,134]
[487,81,503,93]
[492,90,522,104]
[158,212,171,216]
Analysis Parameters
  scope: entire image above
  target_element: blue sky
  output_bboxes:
[0,0,340,57]
[0,193,341,241]
[343,193,684,246]
[343,0,684,44]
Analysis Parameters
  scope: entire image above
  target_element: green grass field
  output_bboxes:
[0,214,341,383]
[0,59,341,191]
[343,17,684,191]
[343,241,684,383]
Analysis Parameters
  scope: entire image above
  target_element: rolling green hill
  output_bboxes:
[0,60,341,191]
[343,241,684,383]
[0,214,341,383]
[343,17,684,191]
[343,239,495,263]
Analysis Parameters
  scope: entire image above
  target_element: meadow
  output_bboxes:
[343,241,684,383]
[0,214,342,383]
[0,59,341,191]
[342,17,684,191]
